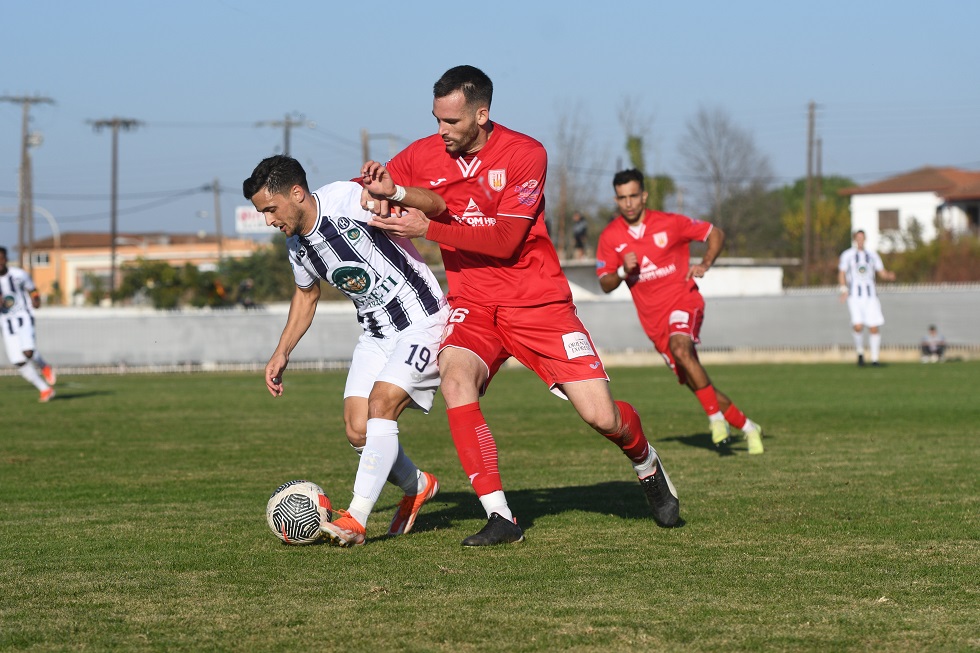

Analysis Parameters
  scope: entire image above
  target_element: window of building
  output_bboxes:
[878,209,900,231]
[30,252,50,267]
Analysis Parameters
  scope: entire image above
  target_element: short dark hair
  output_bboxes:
[853,229,865,238]
[613,168,645,190]
[243,155,309,200]
[433,65,493,109]
[0,246,7,257]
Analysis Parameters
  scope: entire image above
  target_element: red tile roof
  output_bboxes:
[840,166,980,200]
[31,232,226,249]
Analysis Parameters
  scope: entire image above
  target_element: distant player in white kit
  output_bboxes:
[243,156,450,547]
[838,230,895,366]
[0,246,57,402]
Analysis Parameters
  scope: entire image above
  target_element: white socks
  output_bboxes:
[632,446,658,480]
[479,490,513,522]
[348,418,400,527]
[852,331,865,356]
[869,333,881,362]
[18,364,48,391]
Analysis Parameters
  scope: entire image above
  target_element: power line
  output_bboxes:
[0,187,212,201]
[53,187,206,223]
[255,113,315,156]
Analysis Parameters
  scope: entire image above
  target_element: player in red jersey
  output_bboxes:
[361,66,679,545]
[596,169,764,455]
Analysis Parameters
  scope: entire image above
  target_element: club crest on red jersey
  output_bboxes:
[487,169,506,192]
[653,231,668,248]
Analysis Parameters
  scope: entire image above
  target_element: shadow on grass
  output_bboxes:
[44,389,114,401]
[397,480,684,542]
[662,430,770,457]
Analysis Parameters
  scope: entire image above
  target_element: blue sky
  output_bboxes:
[2,0,978,253]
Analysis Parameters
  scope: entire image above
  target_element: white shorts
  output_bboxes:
[2,313,37,365]
[343,306,449,413]
[847,295,884,328]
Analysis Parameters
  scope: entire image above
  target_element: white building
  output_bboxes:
[841,167,980,252]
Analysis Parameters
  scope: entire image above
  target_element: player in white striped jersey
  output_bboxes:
[0,246,57,402]
[838,230,895,366]
[244,156,449,546]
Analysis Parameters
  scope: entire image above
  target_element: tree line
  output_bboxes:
[102,104,976,308]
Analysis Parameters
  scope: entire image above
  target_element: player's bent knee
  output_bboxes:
[344,424,367,448]
[439,375,481,406]
[577,404,618,434]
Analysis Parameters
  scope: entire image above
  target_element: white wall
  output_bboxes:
[563,263,784,301]
[23,286,980,369]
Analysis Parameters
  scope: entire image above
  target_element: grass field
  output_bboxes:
[1,362,978,652]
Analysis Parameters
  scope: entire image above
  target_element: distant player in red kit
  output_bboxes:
[596,169,764,455]
[362,66,679,545]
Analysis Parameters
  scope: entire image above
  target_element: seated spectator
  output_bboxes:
[920,324,946,363]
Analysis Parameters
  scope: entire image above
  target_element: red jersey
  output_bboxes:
[595,209,713,327]
[385,123,571,307]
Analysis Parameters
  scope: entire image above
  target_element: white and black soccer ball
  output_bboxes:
[266,480,332,545]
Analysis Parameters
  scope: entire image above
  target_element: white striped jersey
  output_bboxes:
[287,181,447,339]
[838,246,884,298]
[0,265,37,317]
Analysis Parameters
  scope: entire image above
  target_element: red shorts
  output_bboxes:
[645,293,705,385]
[440,299,609,396]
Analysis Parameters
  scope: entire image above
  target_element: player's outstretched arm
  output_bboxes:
[360,160,446,217]
[266,283,321,397]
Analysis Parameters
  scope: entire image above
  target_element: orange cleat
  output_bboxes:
[41,365,57,386]
[388,471,440,536]
[39,388,56,403]
[320,510,366,547]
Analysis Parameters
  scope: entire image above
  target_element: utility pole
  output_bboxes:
[803,100,815,286]
[815,137,823,266]
[359,130,402,163]
[256,113,314,156]
[1,94,54,269]
[212,178,223,262]
[89,117,142,304]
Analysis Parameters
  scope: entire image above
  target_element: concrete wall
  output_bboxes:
[20,284,980,371]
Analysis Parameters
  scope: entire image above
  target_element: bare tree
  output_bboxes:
[550,101,600,259]
[678,106,773,252]
[618,96,675,211]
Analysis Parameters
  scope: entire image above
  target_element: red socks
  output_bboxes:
[694,385,720,415]
[723,404,747,429]
[602,401,651,464]
[446,403,502,497]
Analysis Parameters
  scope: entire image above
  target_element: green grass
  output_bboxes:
[1,362,978,652]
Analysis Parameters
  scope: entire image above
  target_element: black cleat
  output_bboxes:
[871,361,881,367]
[461,513,524,546]
[640,463,680,528]
[857,354,865,367]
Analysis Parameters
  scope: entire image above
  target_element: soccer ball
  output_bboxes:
[266,480,332,545]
